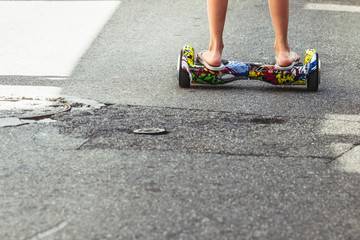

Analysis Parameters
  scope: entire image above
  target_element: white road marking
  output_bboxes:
[0,85,105,113]
[336,146,360,174]
[305,3,360,13]
[321,114,360,173]
[320,114,360,135]
[0,1,121,77]
[0,85,62,99]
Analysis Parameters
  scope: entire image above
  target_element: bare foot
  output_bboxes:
[274,43,300,67]
[276,51,301,67]
[198,50,223,67]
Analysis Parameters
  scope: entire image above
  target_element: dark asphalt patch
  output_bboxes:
[55,104,357,159]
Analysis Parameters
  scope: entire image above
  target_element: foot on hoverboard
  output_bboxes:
[197,51,225,71]
[178,45,320,91]
[274,52,301,70]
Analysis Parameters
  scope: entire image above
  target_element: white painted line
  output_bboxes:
[336,146,360,174]
[0,85,62,98]
[0,1,121,76]
[305,3,360,13]
[320,114,360,174]
[320,114,360,135]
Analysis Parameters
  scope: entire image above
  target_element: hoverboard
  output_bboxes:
[178,45,320,91]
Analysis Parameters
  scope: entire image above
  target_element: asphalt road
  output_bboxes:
[1,0,360,239]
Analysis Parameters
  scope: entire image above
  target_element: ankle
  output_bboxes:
[209,41,224,55]
[274,41,290,55]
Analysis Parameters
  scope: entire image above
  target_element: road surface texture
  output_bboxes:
[1,0,360,239]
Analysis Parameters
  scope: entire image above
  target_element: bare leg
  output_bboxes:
[268,0,300,66]
[203,0,298,67]
[200,0,228,67]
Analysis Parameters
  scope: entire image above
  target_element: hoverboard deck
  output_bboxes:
[178,45,320,91]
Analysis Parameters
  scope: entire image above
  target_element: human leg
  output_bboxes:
[268,0,300,68]
[199,0,228,68]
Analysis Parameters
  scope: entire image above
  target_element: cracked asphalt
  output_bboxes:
[1,0,360,239]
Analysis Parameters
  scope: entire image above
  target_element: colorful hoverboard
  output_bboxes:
[178,45,320,91]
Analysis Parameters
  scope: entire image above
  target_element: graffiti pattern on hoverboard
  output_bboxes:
[191,60,309,85]
[181,45,318,88]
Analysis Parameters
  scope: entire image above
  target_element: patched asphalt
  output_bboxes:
[56,105,356,159]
